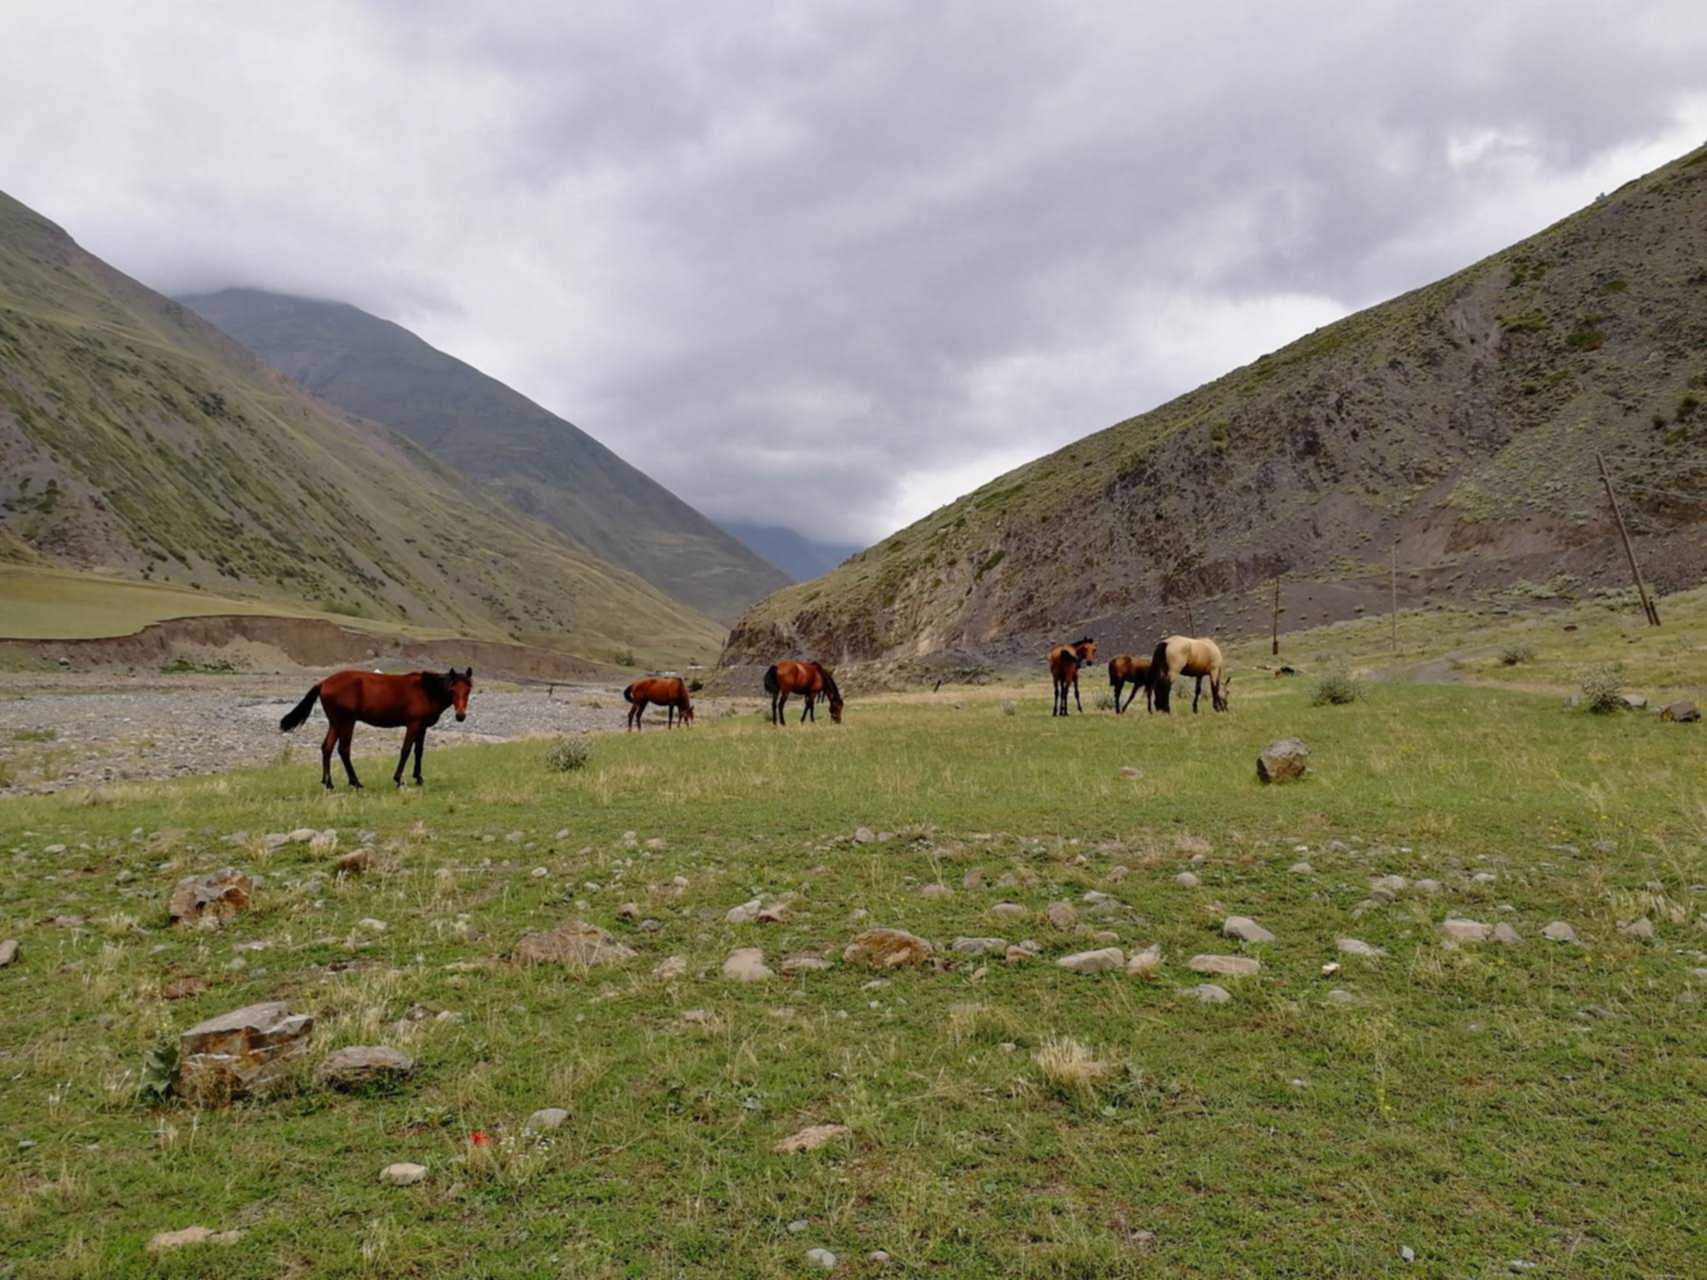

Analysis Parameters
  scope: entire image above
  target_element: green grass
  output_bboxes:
[2,678,1704,1276]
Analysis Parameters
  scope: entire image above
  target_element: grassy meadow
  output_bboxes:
[2,661,1705,1278]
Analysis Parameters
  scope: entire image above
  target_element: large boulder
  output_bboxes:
[1257,739,1310,784]
[1660,700,1700,723]
[314,1045,415,1091]
[843,928,933,968]
[513,920,636,967]
[167,869,253,928]
[178,1001,313,1103]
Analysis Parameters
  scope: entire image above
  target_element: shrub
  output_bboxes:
[1094,693,1115,711]
[1579,664,1625,714]
[1499,644,1536,666]
[13,727,56,743]
[543,736,591,772]
[1310,667,1363,706]
[1001,700,1018,717]
[688,679,703,693]
[615,650,636,668]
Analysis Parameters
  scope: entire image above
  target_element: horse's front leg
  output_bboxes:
[1192,675,1204,713]
[393,727,417,787]
[412,729,426,785]
[801,694,813,724]
[337,722,362,789]
[320,725,337,789]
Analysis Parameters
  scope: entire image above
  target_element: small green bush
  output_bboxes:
[543,736,592,773]
[1499,644,1536,666]
[1311,667,1363,706]
[1579,664,1625,714]
[1001,700,1017,717]
[13,727,56,743]
[1094,693,1115,711]
[688,679,703,693]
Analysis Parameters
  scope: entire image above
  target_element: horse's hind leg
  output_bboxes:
[336,721,361,789]
[320,724,337,789]
[393,727,417,787]
[1072,673,1084,713]
[411,730,426,785]
[801,695,813,724]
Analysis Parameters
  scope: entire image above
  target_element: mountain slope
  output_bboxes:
[718,521,860,582]
[0,191,723,666]
[725,143,1707,665]
[178,288,791,621]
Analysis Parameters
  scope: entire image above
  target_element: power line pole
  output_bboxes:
[1597,451,1660,626]
[1271,577,1281,656]
[1390,542,1399,656]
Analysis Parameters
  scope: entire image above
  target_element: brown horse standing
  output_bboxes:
[1048,637,1098,716]
[764,660,843,725]
[1107,653,1154,714]
[279,667,472,789]
[624,676,693,730]
[1148,636,1230,713]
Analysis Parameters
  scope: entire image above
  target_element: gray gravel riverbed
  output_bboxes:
[0,675,669,796]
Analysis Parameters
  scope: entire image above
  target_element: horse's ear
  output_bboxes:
[465,666,474,679]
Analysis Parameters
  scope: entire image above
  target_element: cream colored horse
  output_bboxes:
[1148,635,1230,713]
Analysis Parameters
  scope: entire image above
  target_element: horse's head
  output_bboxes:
[1216,673,1231,712]
[818,665,845,723]
[447,666,473,721]
[1073,637,1098,665]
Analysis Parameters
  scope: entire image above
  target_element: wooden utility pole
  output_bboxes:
[1185,596,1195,634]
[1271,577,1281,655]
[1597,451,1660,626]
[1390,542,1399,656]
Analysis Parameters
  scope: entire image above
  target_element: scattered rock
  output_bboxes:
[615,901,641,921]
[314,1045,415,1091]
[952,937,1008,956]
[1174,871,1201,888]
[1223,916,1275,944]
[1045,901,1079,930]
[1057,947,1124,974]
[1335,938,1385,959]
[1325,988,1359,1006]
[1182,983,1231,1004]
[774,1123,850,1154]
[1187,954,1260,977]
[380,1162,428,1187]
[989,902,1029,920]
[1542,921,1581,944]
[1440,918,1493,944]
[167,869,253,928]
[918,883,952,900]
[0,939,17,968]
[781,954,832,974]
[1004,944,1038,963]
[1257,738,1310,784]
[722,947,774,982]
[1414,879,1442,895]
[147,1226,241,1253]
[725,898,763,924]
[852,826,876,844]
[1620,693,1648,711]
[1619,917,1655,940]
[652,955,687,980]
[513,919,637,967]
[1660,700,1699,723]
[1118,766,1141,780]
[524,1107,570,1135]
[1491,922,1522,945]
[1126,943,1162,977]
[1472,871,1498,885]
[843,928,933,968]
[1288,861,1314,874]
[178,1000,313,1103]
[333,849,371,876]
[805,1248,838,1270]
[286,828,317,844]
[161,975,208,1000]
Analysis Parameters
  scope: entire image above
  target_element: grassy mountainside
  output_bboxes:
[0,192,723,666]
[726,144,1707,664]
[179,288,791,621]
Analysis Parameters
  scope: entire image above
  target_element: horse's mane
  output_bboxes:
[815,663,842,703]
[419,671,449,699]
[1073,635,1093,646]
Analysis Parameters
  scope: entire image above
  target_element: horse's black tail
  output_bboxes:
[1148,641,1172,712]
[763,664,780,695]
[622,682,638,704]
[279,683,321,732]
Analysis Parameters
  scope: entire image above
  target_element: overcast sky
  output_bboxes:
[4,2,1705,545]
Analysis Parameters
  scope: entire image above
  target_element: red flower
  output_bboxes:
[468,1130,493,1147]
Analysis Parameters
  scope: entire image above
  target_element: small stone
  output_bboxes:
[781,954,832,974]
[1619,694,1647,711]
[1257,738,1309,784]
[314,1045,415,1090]
[1619,917,1655,940]
[147,1226,241,1253]
[1288,861,1313,874]
[1174,872,1201,888]
[774,1123,850,1153]
[1336,937,1383,959]
[161,975,208,999]
[1004,944,1036,964]
[805,1247,837,1270]
[380,1162,428,1186]
[524,1107,570,1135]
[852,826,876,844]
[1540,921,1579,944]
[843,928,932,968]
[334,849,371,876]
[1325,988,1358,1006]
[168,869,253,928]
[1320,962,1341,977]
[722,947,774,982]
[1126,943,1162,976]
[1182,983,1230,1003]
[868,1250,892,1264]
[1472,871,1498,884]
[919,883,952,900]
[1491,923,1521,945]
[787,1219,809,1234]
[0,939,17,968]
[1223,916,1275,944]
[357,917,387,932]
[725,898,763,924]
[1401,1245,1415,1263]
[1119,766,1141,779]
[287,828,317,844]
[1057,947,1124,974]
[1414,879,1442,895]
[1045,901,1079,929]
[1440,918,1493,944]
[1188,954,1260,977]
[989,902,1028,920]
[652,955,687,980]
[952,937,1009,956]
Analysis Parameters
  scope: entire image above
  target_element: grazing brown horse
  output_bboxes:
[1048,637,1099,716]
[764,660,843,726]
[1148,636,1230,713]
[280,667,472,789]
[1107,652,1154,714]
[624,676,693,730]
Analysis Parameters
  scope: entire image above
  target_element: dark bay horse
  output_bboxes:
[1048,637,1098,716]
[764,660,843,725]
[1148,636,1230,713]
[624,676,693,730]
[280,667,472,788]
[1107,652,1154,714]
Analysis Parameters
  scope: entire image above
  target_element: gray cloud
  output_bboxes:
[3,1,1704,543]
